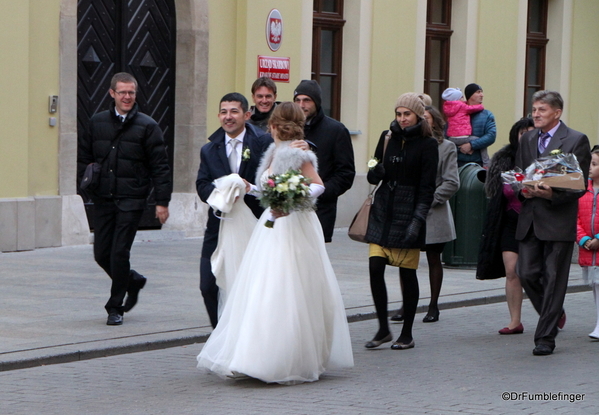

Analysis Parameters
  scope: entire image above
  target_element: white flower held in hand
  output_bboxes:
[367,157,379,170]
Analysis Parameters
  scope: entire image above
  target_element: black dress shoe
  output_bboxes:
[365,333,392,349]
[532,344,553,356]
[391,339,415,350]
[422,309,440,323]
[107,312,123,326]
[390,312,404,322]
[124,273,147,313]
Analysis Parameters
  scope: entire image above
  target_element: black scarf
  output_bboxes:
[389,119,424,141]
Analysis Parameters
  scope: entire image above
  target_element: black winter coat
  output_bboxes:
[476,144,517,279]
[303,107,356,241]
[365,121,438,249]
[77,102,172,210]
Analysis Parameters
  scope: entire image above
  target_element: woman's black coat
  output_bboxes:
[365,120,438,249]
[476,144,518,279]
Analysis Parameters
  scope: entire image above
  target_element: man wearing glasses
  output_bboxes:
[78,72,172,326]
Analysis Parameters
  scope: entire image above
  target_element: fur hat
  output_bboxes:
[465,83,483,100]
[442,87,463,101]
[293,80,322,109]
[395,93,425,118]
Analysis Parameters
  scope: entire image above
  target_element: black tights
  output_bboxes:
[426,251,443,311]
[369,256,419,342]
[398,251,442,314]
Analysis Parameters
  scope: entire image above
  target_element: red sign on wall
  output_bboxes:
[257,56,290,83]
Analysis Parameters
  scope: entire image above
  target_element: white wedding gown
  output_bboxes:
[197,145,353,385]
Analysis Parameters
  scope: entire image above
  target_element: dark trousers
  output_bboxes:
[517,228,572,349]
[200,256,219,328]
[93,202,143,314]
[315,201,337,243]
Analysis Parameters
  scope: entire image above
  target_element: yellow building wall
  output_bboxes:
[207,0,237,132]
[368,0,421,157]
[28,0,61,196]
[0,2,30,198]
[569,0,599,145]
[207,0,308,135]
[469,0,522,155]
[0,0,60,199]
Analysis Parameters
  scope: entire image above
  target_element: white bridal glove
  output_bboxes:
[309,183,325,199]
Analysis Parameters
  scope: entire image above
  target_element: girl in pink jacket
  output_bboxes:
[442,87,486,165]
[577,148,599,339]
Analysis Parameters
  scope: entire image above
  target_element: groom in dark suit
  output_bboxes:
[515,90,590,356]
[196,93,273,328]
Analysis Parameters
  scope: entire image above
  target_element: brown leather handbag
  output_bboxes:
[347,189,375,243]
[347,132,390,243]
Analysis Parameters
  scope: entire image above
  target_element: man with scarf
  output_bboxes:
[248,77,280,132]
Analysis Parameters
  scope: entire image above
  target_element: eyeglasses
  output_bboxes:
[113,90,136,97]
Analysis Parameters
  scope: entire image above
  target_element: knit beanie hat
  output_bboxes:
[294,80,322,109]
[442,87,462,101]
[464,83,483,100]
[395,93,425,119]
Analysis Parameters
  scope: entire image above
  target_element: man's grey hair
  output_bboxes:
[532,90,563,111]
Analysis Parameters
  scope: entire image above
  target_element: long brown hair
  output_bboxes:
[425,105,446,144]
[268,102,306,141]
[419,118,433,138]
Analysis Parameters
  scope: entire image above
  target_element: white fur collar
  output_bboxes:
[255,141,318,190]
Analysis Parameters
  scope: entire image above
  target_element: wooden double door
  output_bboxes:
[77,0,176,229]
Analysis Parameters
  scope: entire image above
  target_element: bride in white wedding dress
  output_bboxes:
[197,102,353,385]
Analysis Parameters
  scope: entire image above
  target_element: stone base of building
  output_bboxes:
[0,192,208,252]
[0,195,88,252]
[160,192,207,238]
[336,173,369,228]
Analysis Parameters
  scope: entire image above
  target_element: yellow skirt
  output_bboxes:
[369,243,420,269]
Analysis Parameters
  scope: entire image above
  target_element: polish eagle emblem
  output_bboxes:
[270,19,282,44]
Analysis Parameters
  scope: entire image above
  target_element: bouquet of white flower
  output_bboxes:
[259,169,313,227]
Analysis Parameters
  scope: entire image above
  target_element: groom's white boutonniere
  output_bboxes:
[242,148,251,161]
[367,157,379,170]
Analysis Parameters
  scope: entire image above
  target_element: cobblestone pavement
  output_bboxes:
[1,291,597,415]
[0,229,588,370]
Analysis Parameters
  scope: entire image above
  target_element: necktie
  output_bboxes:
[538,132,551,154]
[228,139,239,173]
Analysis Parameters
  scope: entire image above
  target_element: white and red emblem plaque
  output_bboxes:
[266,9,283,52]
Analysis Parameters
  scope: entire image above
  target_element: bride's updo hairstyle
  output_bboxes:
[268,101,306,141]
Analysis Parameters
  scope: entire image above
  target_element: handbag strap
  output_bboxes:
[97,130,124,165]
[368,131,392,197]
[383,130,391,158]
